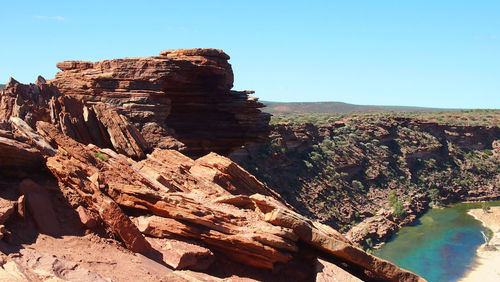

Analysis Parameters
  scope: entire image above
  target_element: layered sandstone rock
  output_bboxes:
[0,76,58,128]
[0,136,43,176]
[50,48,270,157]
[0,113,424,280]
[0,79,149,159]
[33,121,422,281]
[0,49,425,281]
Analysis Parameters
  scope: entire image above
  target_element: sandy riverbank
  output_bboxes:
[459,206,500,281]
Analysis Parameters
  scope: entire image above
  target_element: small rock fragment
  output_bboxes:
[76,206,97,228]
[17,195,25,219]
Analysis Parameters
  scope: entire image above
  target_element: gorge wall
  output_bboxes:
[237,114,500,248]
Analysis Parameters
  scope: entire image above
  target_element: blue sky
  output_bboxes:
[1,1,499,108]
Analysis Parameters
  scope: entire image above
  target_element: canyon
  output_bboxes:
[237,113,500,249]
[0,49,425,281]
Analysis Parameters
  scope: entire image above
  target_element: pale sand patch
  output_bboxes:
[459,206,500,281]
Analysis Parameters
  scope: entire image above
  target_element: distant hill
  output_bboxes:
[0,84,5,90]
[263,101,451,115]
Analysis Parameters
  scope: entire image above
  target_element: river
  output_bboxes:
[373,201,500,282]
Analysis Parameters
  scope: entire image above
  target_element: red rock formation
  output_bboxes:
[146,237,214,271]
[0,79,149,159]
[315,257,362,282]
[0,115,424,280]
[0,136,43,176]
[0,76,58,128]
[0,49,425,281]
[34,120,422,281]
[18,179,60,236]
[50,48,270,157]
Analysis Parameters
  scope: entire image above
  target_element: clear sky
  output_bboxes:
[1,1,499,108]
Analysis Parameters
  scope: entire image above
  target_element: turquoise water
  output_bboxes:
[374,201,500,282]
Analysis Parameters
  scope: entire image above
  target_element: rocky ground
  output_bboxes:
[235,112,500,249]
[0,49,424,281]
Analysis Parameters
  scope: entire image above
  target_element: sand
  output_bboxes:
[460,206,500,281]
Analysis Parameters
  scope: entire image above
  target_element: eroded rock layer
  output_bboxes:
[0,118,423,281]
[0,79,149,159]
[34,121,422,281]
[0,49,424,281]
[50,48,270,157]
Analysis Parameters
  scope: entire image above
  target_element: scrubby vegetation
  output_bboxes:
[263,101,448,115]
[239,111,500,235]
[270,109,500,127]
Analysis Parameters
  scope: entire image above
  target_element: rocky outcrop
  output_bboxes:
[0,76,58,128]
[22,120,419,281]
[50,48,270,157]
[346,192,430,246]
[0,136,43,177]
[0,79,149,159]
[0,49,425,281]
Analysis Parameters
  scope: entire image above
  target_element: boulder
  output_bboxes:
[10,117,57,156]
[191,152,283,198]
[146,237,214,271]
[76,206,98,228]
[315,257,362,282]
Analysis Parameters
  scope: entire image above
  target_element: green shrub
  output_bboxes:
[482,202,491,213]
[393,201,406,219]
[365,238,373,248]
[352,180,365,192]
[429,188,440,204]
[94,152,109,162]
[388,191,398,206]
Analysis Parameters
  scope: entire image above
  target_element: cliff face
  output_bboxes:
[237,114,500,248]
[50,48,270,157]
[0,50,423,281]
